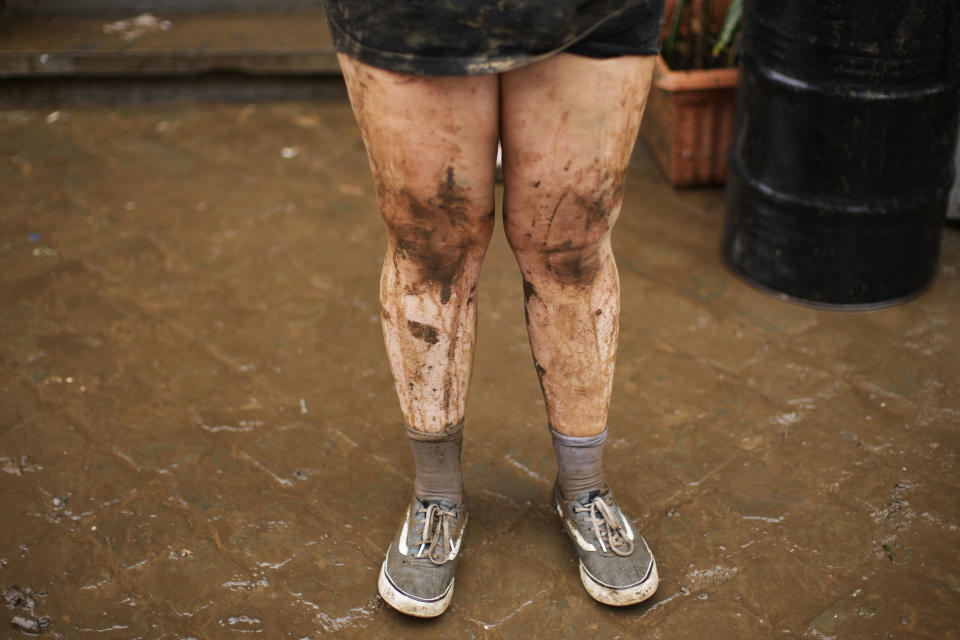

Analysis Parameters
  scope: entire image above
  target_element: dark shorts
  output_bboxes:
[326,0,665,77]
[565,1,664,60]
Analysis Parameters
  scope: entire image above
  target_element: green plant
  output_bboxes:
[711,0,742,64]
[663,0,743,69]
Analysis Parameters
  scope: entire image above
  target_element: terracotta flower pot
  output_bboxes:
[640,55,738,188]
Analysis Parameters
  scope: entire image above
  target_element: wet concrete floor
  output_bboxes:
[1,95,959,639]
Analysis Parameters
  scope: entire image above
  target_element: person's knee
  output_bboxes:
[380,170,494,292]
[504,180,622,288]
[383,191,494,269]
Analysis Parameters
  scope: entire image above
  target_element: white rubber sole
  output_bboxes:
[579,557,659,606]
[377,560,454,618]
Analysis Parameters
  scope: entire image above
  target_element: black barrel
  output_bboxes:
[722,1,960,309]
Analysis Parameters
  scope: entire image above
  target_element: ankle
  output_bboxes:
[407,420,465,505]
[551,425,607,500]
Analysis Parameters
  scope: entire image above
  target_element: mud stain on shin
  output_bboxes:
[521,276,539,327]
[439,281,454,305]
[442,327,459,418]
[407,320,440,345]
[522,278,537,304]
[534,361,549,399]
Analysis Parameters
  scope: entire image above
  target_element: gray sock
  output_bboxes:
[551,426,607,500]
[407,421,464,505]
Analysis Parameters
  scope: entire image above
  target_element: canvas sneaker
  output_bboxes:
[378,497,467,617]
[554,484,658,606]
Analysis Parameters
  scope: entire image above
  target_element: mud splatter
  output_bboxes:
[578,195,609,232]
[534,362,548,397]
[522,278,537,304]
[543,193,567,243]
[393,220,466,305]
[542,241,603,287]
[437,166,470,225]
[387,179,484,304]
[407,320,439,345]
[3,585,40,612]
[442,374,453,416]
[3,586,50,635]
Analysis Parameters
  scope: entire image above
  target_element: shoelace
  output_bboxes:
[574,494,634,557]
[415,503,459,565]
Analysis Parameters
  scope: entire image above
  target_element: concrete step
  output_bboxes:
[0,9,339,77]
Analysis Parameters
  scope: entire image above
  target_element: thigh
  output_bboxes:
[499,53,655,269]
[339,54,500,239]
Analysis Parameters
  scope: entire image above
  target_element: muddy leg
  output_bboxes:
[500,53,655,437]
[338,54,499,435]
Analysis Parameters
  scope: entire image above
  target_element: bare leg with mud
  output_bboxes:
[339,54,499,437]
[338,54,498,617]
[501,53,654,440]
[501,53,659,606]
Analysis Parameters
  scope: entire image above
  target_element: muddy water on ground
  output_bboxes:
[1,100,958,638]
